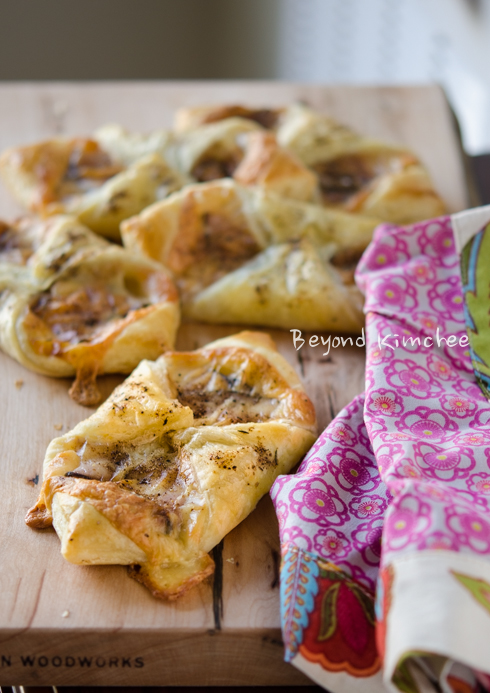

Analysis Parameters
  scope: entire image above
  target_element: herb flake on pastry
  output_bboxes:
[174,102,446,224]
[26,331,317,599]
[0,132,187,241]
[276,103,446,224]
[0,215,180,405]
[121,179,379,332]
[175,118,317,202]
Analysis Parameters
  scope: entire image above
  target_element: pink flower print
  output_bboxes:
[428,277,464,320]
[305,462,324,477]
[373,276,416,311]
[386,359,439,399]
[447,339,473,371]
[468,473,490,495]
[441,287,464,313]
[327,449,380,495]
[427,354,456,381]
[424,450,460,471]
[441,394,474,418]
[303,488,336,516]
[340,458,371,487]
[366,388,401,417]
[358,501,380,515]
[446,507,490,553]
[329,422,355,445]
[399,369,431,393]
[413,311,440,334]
[377,454,393,474]
[375,279,404,306]
[475,479,490,494]
[290,479,349,527]
[281,525,314,552]
[418,484,450,501]
[410,419,445,440]
[387,432,412,441]
[407,258,435,285]
[414,441,474,482]
[387,509,416,538]
[352,518,384,566]
[398,463,421,480]
[323,534,343,554]
[469,407,490,431]
[365,525,383,559]
[456,432,488,446]
[461,515,490,548]
[359,236,407,275]
[350,495,387,519]
[366,345,393,365]
[384,494,432,552]
[364,417,388,440]
[374,395,396,414]
[368,244,398,269]
[314,529,350,559]
[429,227,455,257]
[400,406,458,441]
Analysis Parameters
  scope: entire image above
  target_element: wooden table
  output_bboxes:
[0,83,469,687]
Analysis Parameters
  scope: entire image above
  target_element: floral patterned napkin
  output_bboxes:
[271,208,490,693]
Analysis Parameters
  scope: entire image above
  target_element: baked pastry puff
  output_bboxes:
[175,117,317,202]
[0,130,187,241]
[276,103,446,224]
[26,331,317,599]
[0,215,180,405]
[174,105,283,133]
[121,179,380,333]
[174,103,446,224]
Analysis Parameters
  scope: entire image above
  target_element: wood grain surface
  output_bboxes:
[0,82,469,686]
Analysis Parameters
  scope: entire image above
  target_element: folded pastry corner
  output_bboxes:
[0,215,180,405]
[0,131,187,241]
[276,103,446,224]
[173,102,446,224]
[121,179,375,333]
[26,331,317,599]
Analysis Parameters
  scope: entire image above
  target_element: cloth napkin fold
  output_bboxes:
[271,208,490,693]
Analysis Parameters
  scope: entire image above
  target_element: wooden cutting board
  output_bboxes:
[0,82,469,686]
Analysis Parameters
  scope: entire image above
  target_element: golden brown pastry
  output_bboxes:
[174,104,283,133]
[174,117,317,202]
[232,130,318,202]
[174,102,446,224]
[26,331,317,599]
[0,130,187,241]
[0,215,180,405]
[276,103,446,224]
[121,179,380,333]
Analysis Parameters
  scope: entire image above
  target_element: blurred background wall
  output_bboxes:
[0,0,488,153]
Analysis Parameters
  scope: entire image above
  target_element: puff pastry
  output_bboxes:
[173,103,446,224]
[276,103,446,224]
[174,117,317,202]
[26,331,317,599]
[0,130,187,241]
[174,105,283,133]
[121,179,379,333]
[0,215,179,404]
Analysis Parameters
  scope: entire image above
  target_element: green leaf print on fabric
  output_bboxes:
[461,224,490,398]
[452,570,490,615]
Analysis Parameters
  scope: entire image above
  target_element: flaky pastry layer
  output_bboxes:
[26,331,317,599]
[0,215,180,404]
